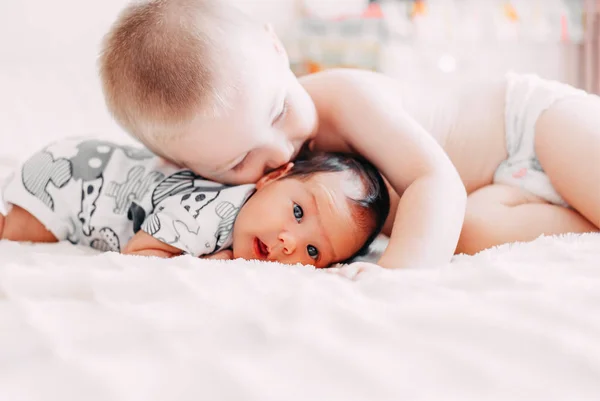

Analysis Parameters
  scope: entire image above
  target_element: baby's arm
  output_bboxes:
[312,70,466,269]
[122,230,182,258]
[122,230,233,260]
[122,189,237,259]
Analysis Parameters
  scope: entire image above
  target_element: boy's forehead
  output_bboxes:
[195,45,285,125]
[229,33,288,108]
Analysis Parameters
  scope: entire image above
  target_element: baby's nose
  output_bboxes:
[277,231,297,255]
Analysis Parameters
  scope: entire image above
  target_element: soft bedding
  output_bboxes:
[1,232,600,401]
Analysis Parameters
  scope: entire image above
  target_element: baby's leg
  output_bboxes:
[0,205,58,242]
[534,96,600,228]
[457,184,597,255]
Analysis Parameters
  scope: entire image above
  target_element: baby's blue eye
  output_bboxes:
[293,203,303,222]
[307,245,319,260]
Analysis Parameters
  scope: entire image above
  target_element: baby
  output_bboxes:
[0,138,390,268]
[99,0,600,268]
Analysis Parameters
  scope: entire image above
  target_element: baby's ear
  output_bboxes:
[256,162,294,189]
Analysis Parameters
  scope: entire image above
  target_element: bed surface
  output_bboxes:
[1,233,600,401]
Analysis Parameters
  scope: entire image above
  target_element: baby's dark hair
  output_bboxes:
[283,151,390,262]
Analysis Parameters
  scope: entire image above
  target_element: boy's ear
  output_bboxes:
[264,23,288,64]
[256,162,294,189]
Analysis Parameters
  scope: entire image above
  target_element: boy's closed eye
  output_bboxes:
[228,98,291,178]
[272,98,288,126]
[232,153,249,172]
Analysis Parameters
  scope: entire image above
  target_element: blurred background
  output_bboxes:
[284,0,599,93]
[0,0,598,162]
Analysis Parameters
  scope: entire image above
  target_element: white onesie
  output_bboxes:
[1,138,255,256]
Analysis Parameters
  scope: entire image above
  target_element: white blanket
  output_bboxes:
[1,233,600,401]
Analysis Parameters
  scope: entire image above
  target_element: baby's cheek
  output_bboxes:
[231,239,251,261]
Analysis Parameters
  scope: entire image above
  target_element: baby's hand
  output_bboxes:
[325,261,386,281]
[202,249,233,260]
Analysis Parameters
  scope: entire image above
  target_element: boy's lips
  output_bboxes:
[253,237,269,260]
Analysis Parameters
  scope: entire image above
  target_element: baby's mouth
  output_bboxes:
[253,237,269,259]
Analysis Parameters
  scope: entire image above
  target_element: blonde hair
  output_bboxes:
[99,0,253,153]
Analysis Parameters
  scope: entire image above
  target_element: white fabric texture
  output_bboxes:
[141,179,254,256]
[494,72,590,206]
[1,233,600,401]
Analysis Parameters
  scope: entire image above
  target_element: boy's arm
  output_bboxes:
[317,70,466,269]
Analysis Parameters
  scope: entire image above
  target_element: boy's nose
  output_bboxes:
[277,231,297,255]
[266,140,294,170]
